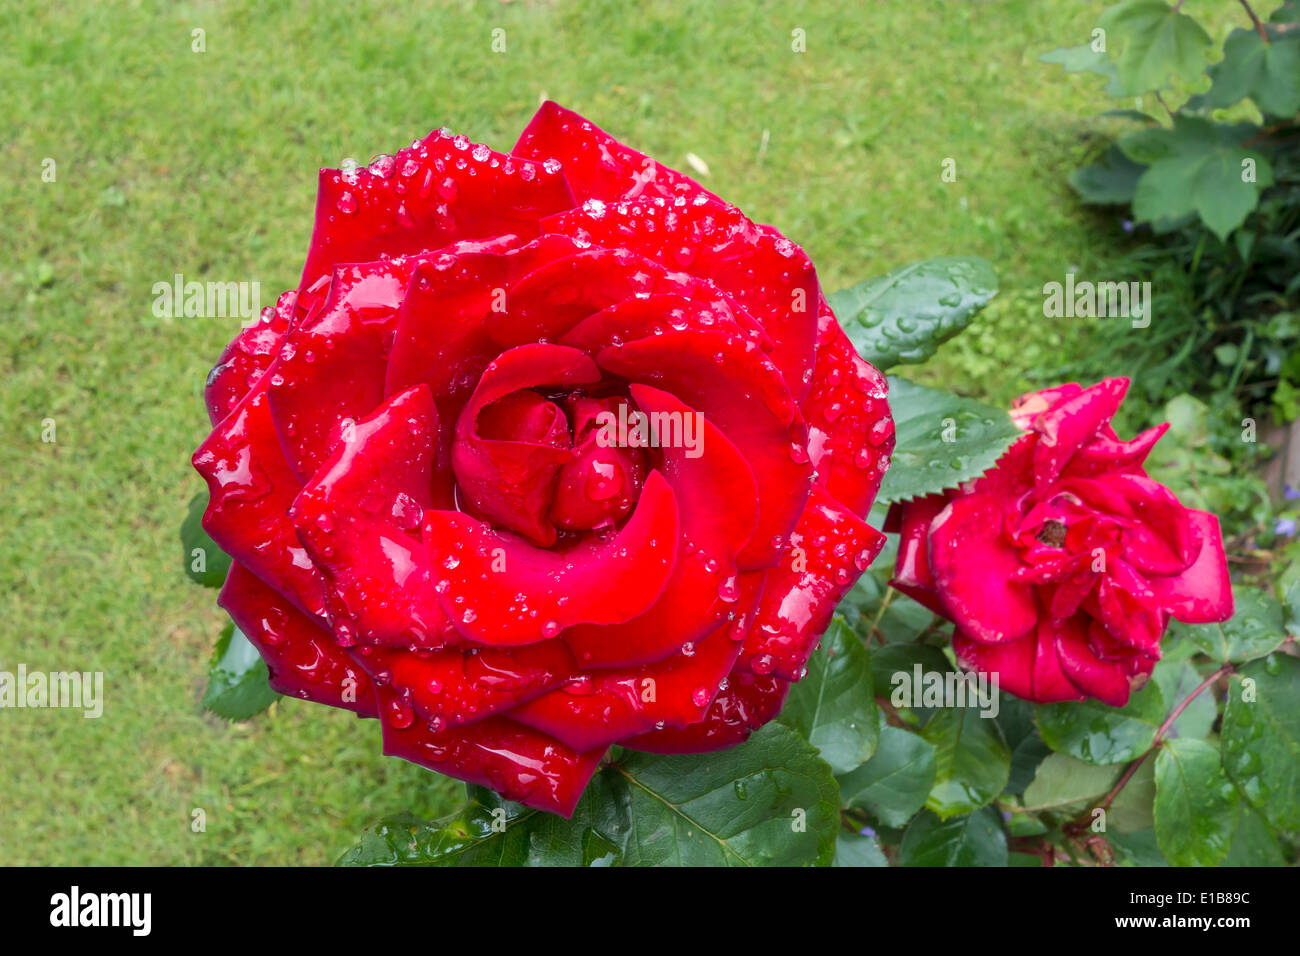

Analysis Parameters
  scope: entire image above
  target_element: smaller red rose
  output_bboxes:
[887,377,1233,706]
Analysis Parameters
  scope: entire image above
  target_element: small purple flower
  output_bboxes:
[1285,484,1299,501]
[1121,218,1135,234]
[1275,517,1298,537]
[859,826,877,838]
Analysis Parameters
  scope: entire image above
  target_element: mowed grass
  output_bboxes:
[2,0,1135,864]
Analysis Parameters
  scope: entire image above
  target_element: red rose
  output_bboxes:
[888,378,1232,707]
[193,102,894,815]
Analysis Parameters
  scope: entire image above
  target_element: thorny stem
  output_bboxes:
[1238,0,1270,43]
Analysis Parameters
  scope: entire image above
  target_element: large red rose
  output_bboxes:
[194,103,894,816]
[887,378,1232,707]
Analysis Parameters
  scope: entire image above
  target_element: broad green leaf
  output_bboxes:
[828,257,998,371]
[1221,655,1300,832]
[1281,562,1300,637]
[1208,27,1300,117]
[337,779,629,867]
[1039,44,1127,95]
[1223,804,1285,867]
[612,723,840,866]
[877,376,1020,504]
[181,490,231,588]
[899,807,1007,867]
[997,694,1051,796]
[1130,117,1274,240]
[201,622,278,721]
[1153,738,1237,867]
[779,617,879,773]
[1098,0,1211,93]
[1021,753,1117,816]
[838,725,938,827]
[833,830,888,867]
[1035,681,1165,765]
[1182,586,1287,664]
[1070,144,1145,204]
[1152,659,1216,741]
[1109,754,1156,834]
[342,724,839,867]
[871,642,955,725]
[1109,828,1169,866]
[921,703,1010,818]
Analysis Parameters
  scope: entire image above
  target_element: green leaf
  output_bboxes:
[1223,803,1286,866]
[338,779,629,867]
[1281,562,1300,637]
[612,723,840,866]
[1130,117,1274,240]
[1098,0,1211,93]
[1182,586,1287,664]
[1153,738,1237,867]
[1070,144,1146,205]
[838,725,938,827]
[1109,828,1169,866]
[181,490,231,588]
[921,703,1011,818]
[998,693,1050,796]
[833,830,888,867]
[1152,659,1216,741]
[876,376,1021,504]
[779,617,879,774]
[1208,27,1300,117]
[1035,681,1165,765]
[828,257,998,371]
[1109,755,1157,833]
[342,723,839,867]
[899,807,1007,866]
[1039,44,1127,96]
[201,622,278,721]
[1021,753,1117,816]
[1221,655,1300,832]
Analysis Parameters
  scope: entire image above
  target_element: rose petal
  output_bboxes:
[595,328,809,568]
[737,483,886,679]
[561,384,759,668]
[803,307,894,516]
[204,290,296,425]
[289,385,458,649]
[377,705,604,818]
[192,374,326,619]
[1032,377,1129,488]
[513,100,713,204]
[300,128,574,288]
[618,673,790,754]
[1055,616,1139,706]
[352,640,574,731]
[545,194,819,402]
[452,344,599,545]
[219,562,376,716]
[927,493,1038,644]
[1150,509,1234,623]
[425,470,678,645]
[887,494,949,615]
[512,585,760,752]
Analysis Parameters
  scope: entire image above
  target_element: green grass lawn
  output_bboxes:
[0,0,1182,864]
